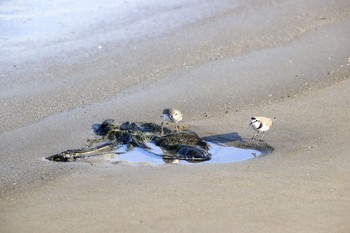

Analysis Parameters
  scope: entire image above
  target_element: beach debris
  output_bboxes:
[46,142,115,162]
[176,146,211,161]
[46,120,211,163]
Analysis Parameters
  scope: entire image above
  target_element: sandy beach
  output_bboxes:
[1,0,350,232]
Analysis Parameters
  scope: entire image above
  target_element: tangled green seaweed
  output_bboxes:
[46,120,211,162]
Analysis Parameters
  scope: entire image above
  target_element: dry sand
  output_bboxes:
[1,0,350,232]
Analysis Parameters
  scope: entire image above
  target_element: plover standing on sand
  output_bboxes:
[161,108,183,134]
[250,116,276,141]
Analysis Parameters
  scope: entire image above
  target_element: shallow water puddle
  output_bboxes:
[45,121,271,164]
[108,142,261,165]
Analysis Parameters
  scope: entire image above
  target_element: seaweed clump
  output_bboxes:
[46,120,211,163]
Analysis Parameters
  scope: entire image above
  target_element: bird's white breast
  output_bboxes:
[251,121,270,132]
[251,121,261,130]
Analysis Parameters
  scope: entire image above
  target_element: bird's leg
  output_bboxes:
[252,132,258,140]
[160,121,164,135]
[175,123,179,133]
[260,132,265,141]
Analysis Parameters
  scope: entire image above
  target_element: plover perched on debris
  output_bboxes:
[161,108,183,134]
[250,116,276,141]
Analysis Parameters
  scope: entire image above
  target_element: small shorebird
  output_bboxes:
[250,116,276,141]
[161,108,183,134]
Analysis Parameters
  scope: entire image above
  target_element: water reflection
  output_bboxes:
[109,142,261,165]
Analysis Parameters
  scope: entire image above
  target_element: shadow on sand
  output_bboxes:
[203,132,275,157]
[203,132,243,143]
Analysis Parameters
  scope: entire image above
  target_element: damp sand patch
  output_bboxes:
[46,120,273,165]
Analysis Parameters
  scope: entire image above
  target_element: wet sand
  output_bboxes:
[1,0,350,232]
